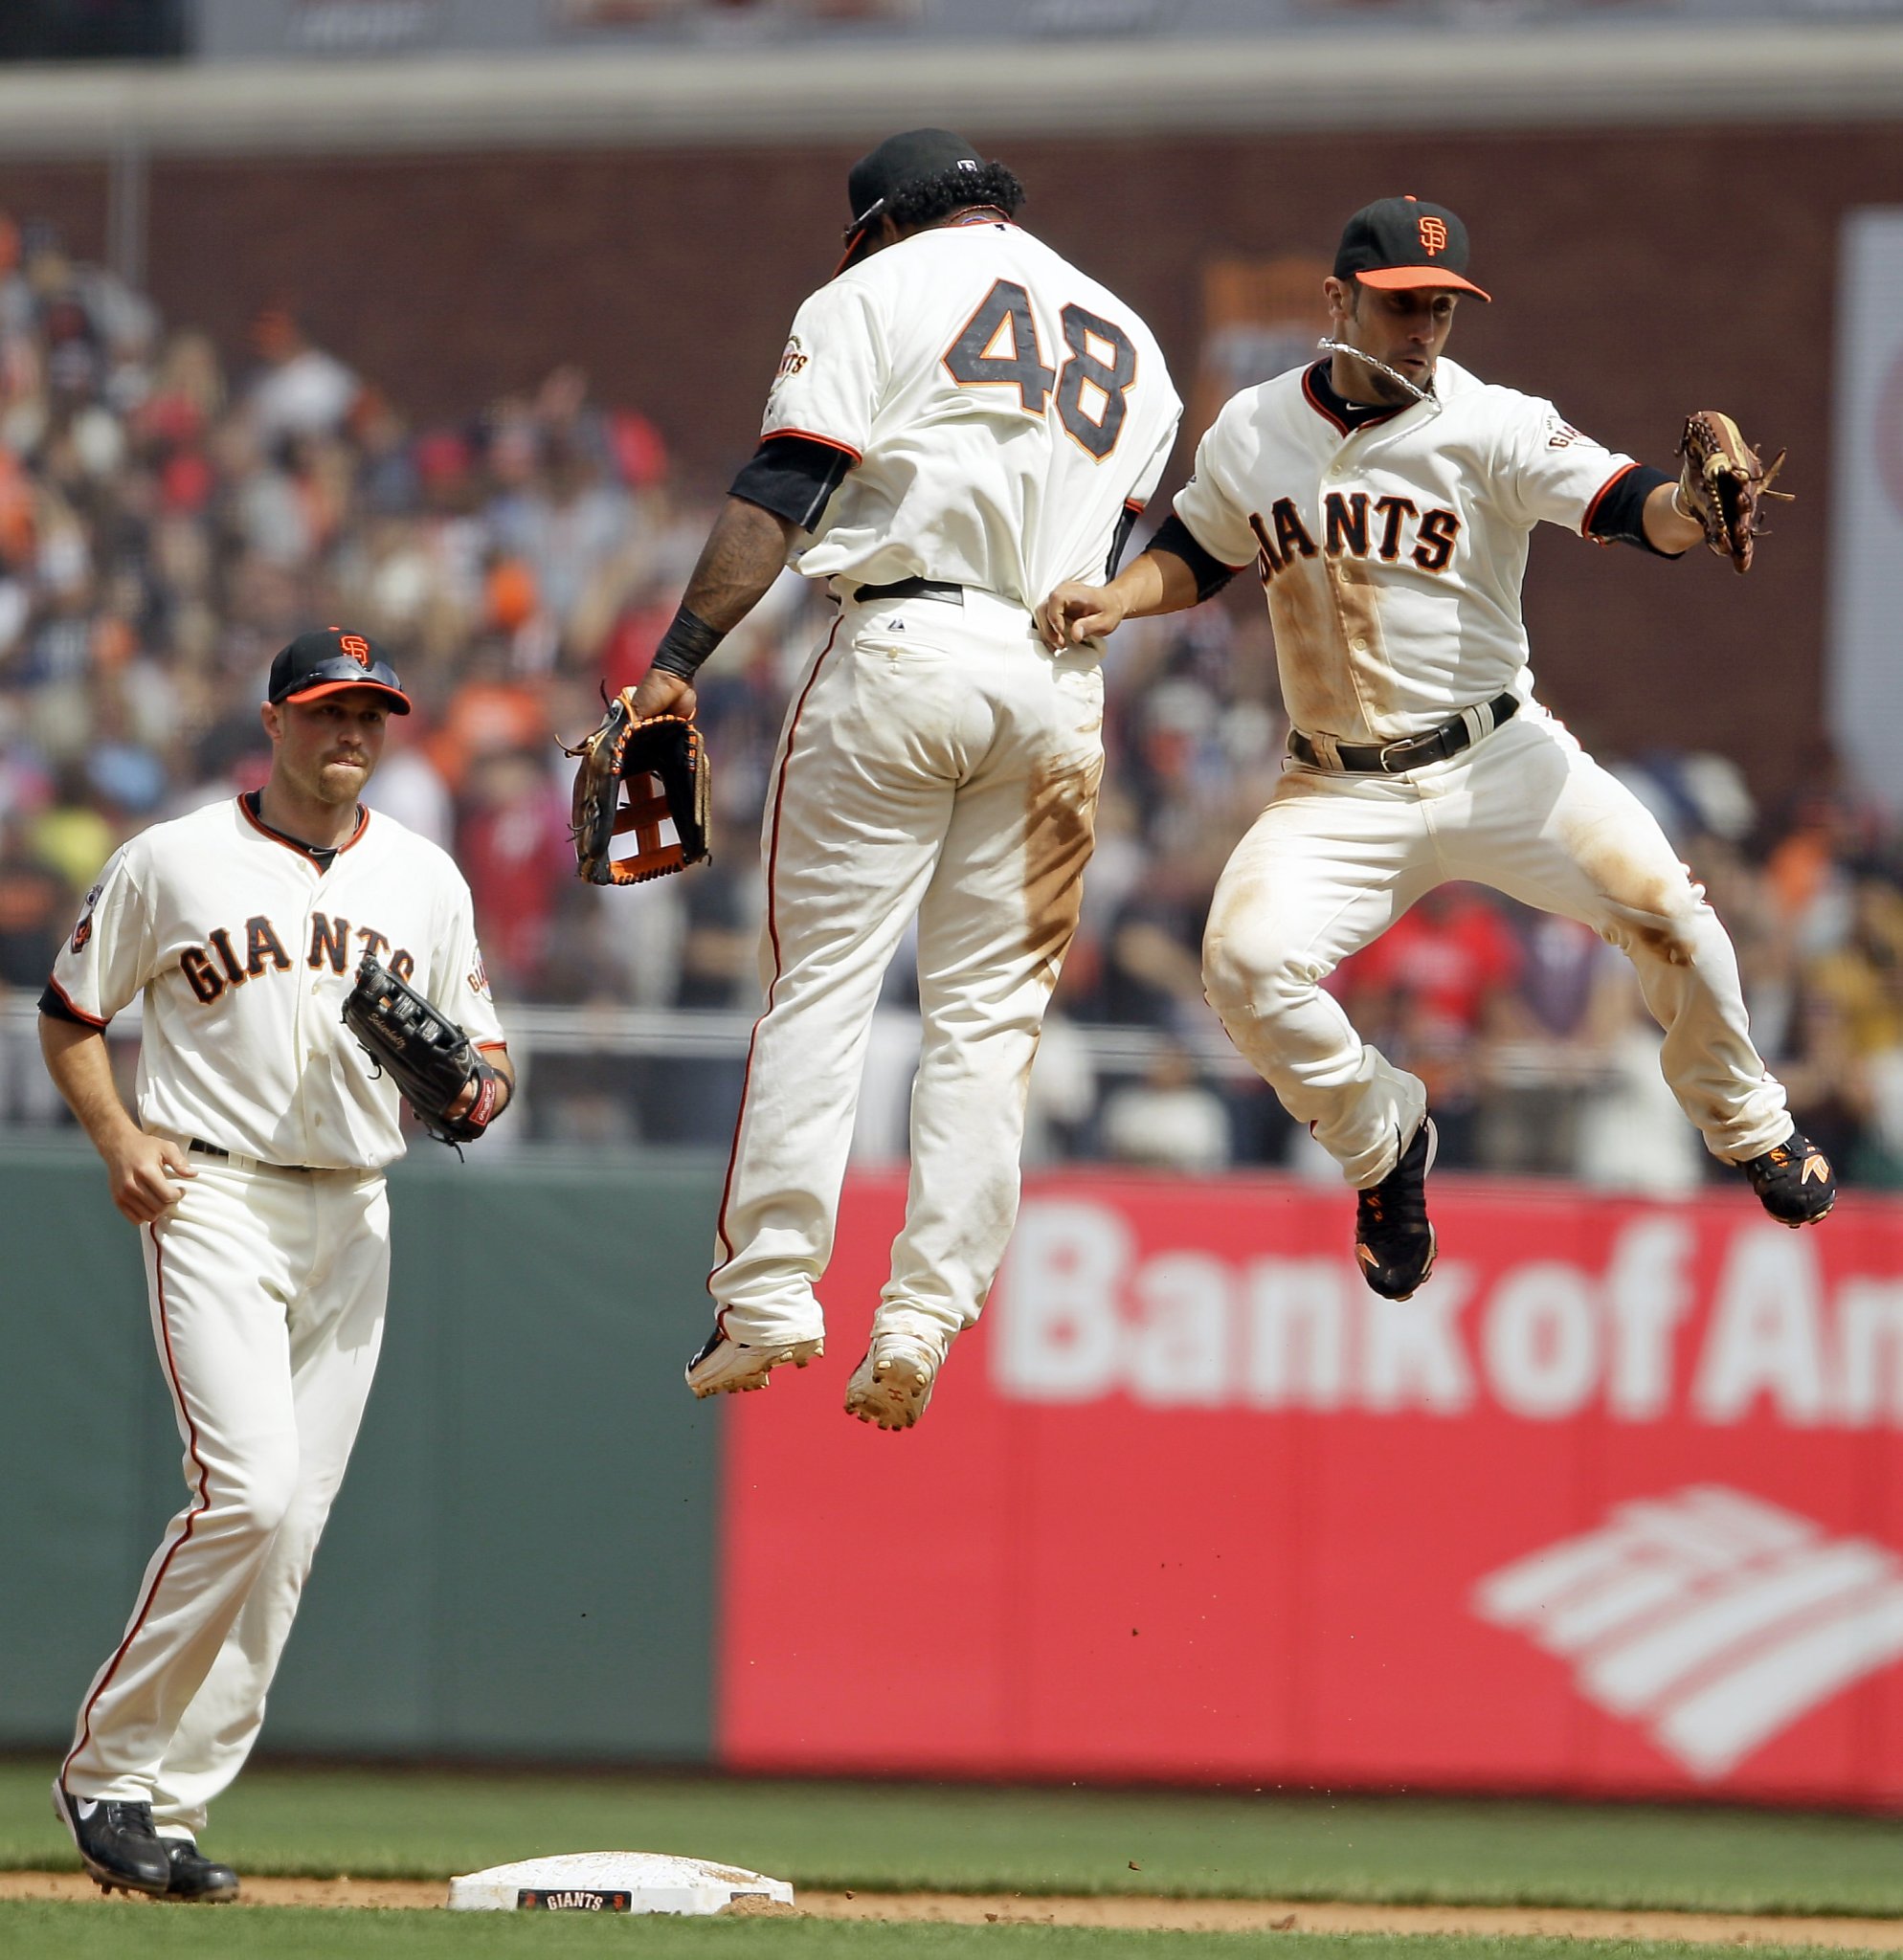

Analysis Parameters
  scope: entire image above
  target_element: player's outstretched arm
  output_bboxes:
[1642,479,1707,557]
[1039,546,1203,651]
[39,1013,194,1224]
[627,497,799,719]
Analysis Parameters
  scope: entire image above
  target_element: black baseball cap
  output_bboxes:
[838,127,987,273]
[266,626,412,714]
[1334,196,1490,301]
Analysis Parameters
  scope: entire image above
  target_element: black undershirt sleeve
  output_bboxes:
[1148,510,1240,601]
[38,984,85,1024]
[1107,505,1140,579]
[729,436,854,533]
[1587,463,1678,555]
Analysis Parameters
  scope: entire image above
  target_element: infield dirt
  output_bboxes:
[4,1870,1903,1945]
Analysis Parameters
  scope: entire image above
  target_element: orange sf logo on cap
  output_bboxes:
[339,634,372,668]
[1419,216,1448,256]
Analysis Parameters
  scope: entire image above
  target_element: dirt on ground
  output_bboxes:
[4,1870,1903,1946]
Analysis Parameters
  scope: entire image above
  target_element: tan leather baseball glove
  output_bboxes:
[1676,411,1791,575]
[563,696,711,886]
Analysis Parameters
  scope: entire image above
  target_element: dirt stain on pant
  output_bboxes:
[1563,817,1702,966]
[1024,754,1101,991]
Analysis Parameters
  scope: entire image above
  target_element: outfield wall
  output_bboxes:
[1,1143,721,1764]
[10,1147,1903,1805]
[725,1171,1903,1809]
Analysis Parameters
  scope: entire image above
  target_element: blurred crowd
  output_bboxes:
[2,217,1902,1186]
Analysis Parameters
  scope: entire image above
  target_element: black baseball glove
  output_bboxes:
[342,950,501,1147]
[562,697,711,887]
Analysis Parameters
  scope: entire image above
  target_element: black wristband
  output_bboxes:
[650,606,727,681]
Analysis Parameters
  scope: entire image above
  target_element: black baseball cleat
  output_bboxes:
[51,1779,171,1897]
[1737,1127,1837,1228]
[163,1838,240,1903]
[1354,1116,1439,1300]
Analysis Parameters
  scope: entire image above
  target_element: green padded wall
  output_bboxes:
[0,1141,725,1764]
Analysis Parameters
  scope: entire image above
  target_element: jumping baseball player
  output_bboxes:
[621,129,1180,1429]
[41,628,512,1901]
[1041,196,1833,1302]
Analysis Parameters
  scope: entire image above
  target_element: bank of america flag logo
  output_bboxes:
[1472,1486,1903,1779]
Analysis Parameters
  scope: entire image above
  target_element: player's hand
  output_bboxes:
[1039,581,1127,650]
[447,1060,512,1121]
[104,1130,195,1225]
[625,670,697,721]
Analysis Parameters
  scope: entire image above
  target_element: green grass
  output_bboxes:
[6,1761,1903,1916]
[0,1916,1887,1960]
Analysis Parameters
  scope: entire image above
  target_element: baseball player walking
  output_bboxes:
[623,129,1180,1428]
[41,629,512,1900]
[1041,197,1833,1302]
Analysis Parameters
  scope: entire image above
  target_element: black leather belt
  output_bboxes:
[1289,692,1521,774]
[190,1138,315,1174]
[854,576,964,605]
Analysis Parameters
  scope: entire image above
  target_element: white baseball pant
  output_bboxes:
[62,1154,389,1836]
[1201,705,1790,1190]
[711,588,1103,1352]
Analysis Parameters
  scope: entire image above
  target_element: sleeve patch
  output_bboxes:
[70,880,103,954]
[468,950,492,1000]
[774,336,810,384]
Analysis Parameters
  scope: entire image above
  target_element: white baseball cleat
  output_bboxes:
[843,1331,942,1432]
[684,1325,823,1398]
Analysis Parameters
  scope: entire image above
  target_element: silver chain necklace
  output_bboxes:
[1315,337,1433,407]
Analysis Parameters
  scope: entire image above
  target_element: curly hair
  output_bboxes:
[886,161,1025,232]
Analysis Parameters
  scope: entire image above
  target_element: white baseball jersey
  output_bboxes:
[48,796,504,1169]
[1174,356,1638,743]
[761,216,1182,608]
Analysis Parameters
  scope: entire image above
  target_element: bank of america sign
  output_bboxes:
[1473,1487,1903,1779]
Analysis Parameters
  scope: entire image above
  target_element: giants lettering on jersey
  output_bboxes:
[178,912,414,1005]
[1248,493,1462,584]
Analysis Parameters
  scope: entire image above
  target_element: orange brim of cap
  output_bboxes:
[1357,266,1491,301]
[283,678,412,714]
[834,227,872,277]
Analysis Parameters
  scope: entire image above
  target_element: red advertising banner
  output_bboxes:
[717,1171,1903,1805]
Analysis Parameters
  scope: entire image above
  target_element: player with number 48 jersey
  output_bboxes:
[764,179,1179,610]
[619,129,1180,1432]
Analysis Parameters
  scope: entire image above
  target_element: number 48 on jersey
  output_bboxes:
[945,278,1137,460]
